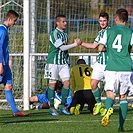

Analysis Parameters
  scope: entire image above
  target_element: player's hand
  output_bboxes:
[75,38,82,45]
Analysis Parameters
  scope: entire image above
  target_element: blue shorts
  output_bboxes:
[0,65,12,85]
[37,93,48,103]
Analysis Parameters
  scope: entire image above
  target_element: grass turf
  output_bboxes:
[0,107,133,133]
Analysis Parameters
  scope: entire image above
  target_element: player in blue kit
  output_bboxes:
[30,80,72,112]
[0,10,29,116]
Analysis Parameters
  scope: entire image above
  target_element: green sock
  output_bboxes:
[105,97,114,110]
[92,88,101,103]
[48,87,55,108]
[119,100,128,128]
[61,87,69,105]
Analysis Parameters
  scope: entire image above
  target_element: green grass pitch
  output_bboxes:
[0,107,133,133]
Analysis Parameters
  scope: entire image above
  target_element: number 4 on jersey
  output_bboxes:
[112,34,122,52]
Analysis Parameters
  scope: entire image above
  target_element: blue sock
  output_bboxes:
[37,105,42,109]
[5,90,19,113]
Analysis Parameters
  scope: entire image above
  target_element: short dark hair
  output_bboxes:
[77,59,86,65]
[99,12,109,21]
[116,8,128,22]
[54,80,63,91]
[6,10,19,20]
[56,14,66,22]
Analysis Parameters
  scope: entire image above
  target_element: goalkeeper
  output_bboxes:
[30,80,72,111]
[70,59,96,115]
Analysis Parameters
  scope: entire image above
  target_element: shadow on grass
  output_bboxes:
[0,111,60,125]
[124,130,133,132]
[1,118,59,125]
[80,107,133,116]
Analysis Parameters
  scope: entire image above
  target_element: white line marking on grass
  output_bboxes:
[3,118,133,125]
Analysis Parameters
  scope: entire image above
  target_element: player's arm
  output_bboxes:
[81,41,98,49]
[51,32,81,51]
[52,38,81,51]
[81,31,102,49]
[98,44,105,52]
[59,38,81,51]
[0,30,6,74]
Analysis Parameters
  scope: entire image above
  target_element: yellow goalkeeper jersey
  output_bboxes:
[70,64,93,96]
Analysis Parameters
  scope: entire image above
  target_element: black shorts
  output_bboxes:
[70,90,96,113]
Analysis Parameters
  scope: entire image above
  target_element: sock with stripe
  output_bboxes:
[92,88,101,104]
[118,100,128,128]
[48,87,55,108]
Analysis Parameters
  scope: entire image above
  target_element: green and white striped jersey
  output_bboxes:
[99,24,133,71]
[95,27,109,65]
[46,28,70,65]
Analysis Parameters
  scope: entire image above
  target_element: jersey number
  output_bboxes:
[79,67,91,77]
[112,34,122,52]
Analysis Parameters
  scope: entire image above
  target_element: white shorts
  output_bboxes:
[44,64,70,81]
[91,62,106,81]
[104,71,133,96]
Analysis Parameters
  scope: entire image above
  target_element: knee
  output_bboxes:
[120,94,127,100]
[91,81,98,91]
[49,83,56,89]
[63,80,70,88]
[5,84,13,90]
[106,90,115,100]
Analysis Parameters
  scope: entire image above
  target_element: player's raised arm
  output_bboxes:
[81,41,98,49]
[59,38,82,51]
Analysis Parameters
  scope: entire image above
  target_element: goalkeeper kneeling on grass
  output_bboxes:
[70,59,97,115]
[29,80,72,112]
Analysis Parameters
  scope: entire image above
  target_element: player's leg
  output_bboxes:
[48,81,55,108]
[118,72,131,132]
[70,90,83,115]
[85,90,96,114]
[118,99,128,132]
[59,64,70,115]
[33,93,49,109]
[70,92,78,114]
[62,80,70,105]
[65,89,72,111]
[4,67,29,116]
[102,90,114,126]
[44,64,59,116]
[101,71,116,126]
[91,63,105,115]
[91,79,101,104]
[47,81,60,116]
[91,79,104,115]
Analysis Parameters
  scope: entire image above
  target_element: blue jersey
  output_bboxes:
[37,88,72,109]
[0,24,12,84]
[0,24,9,65]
